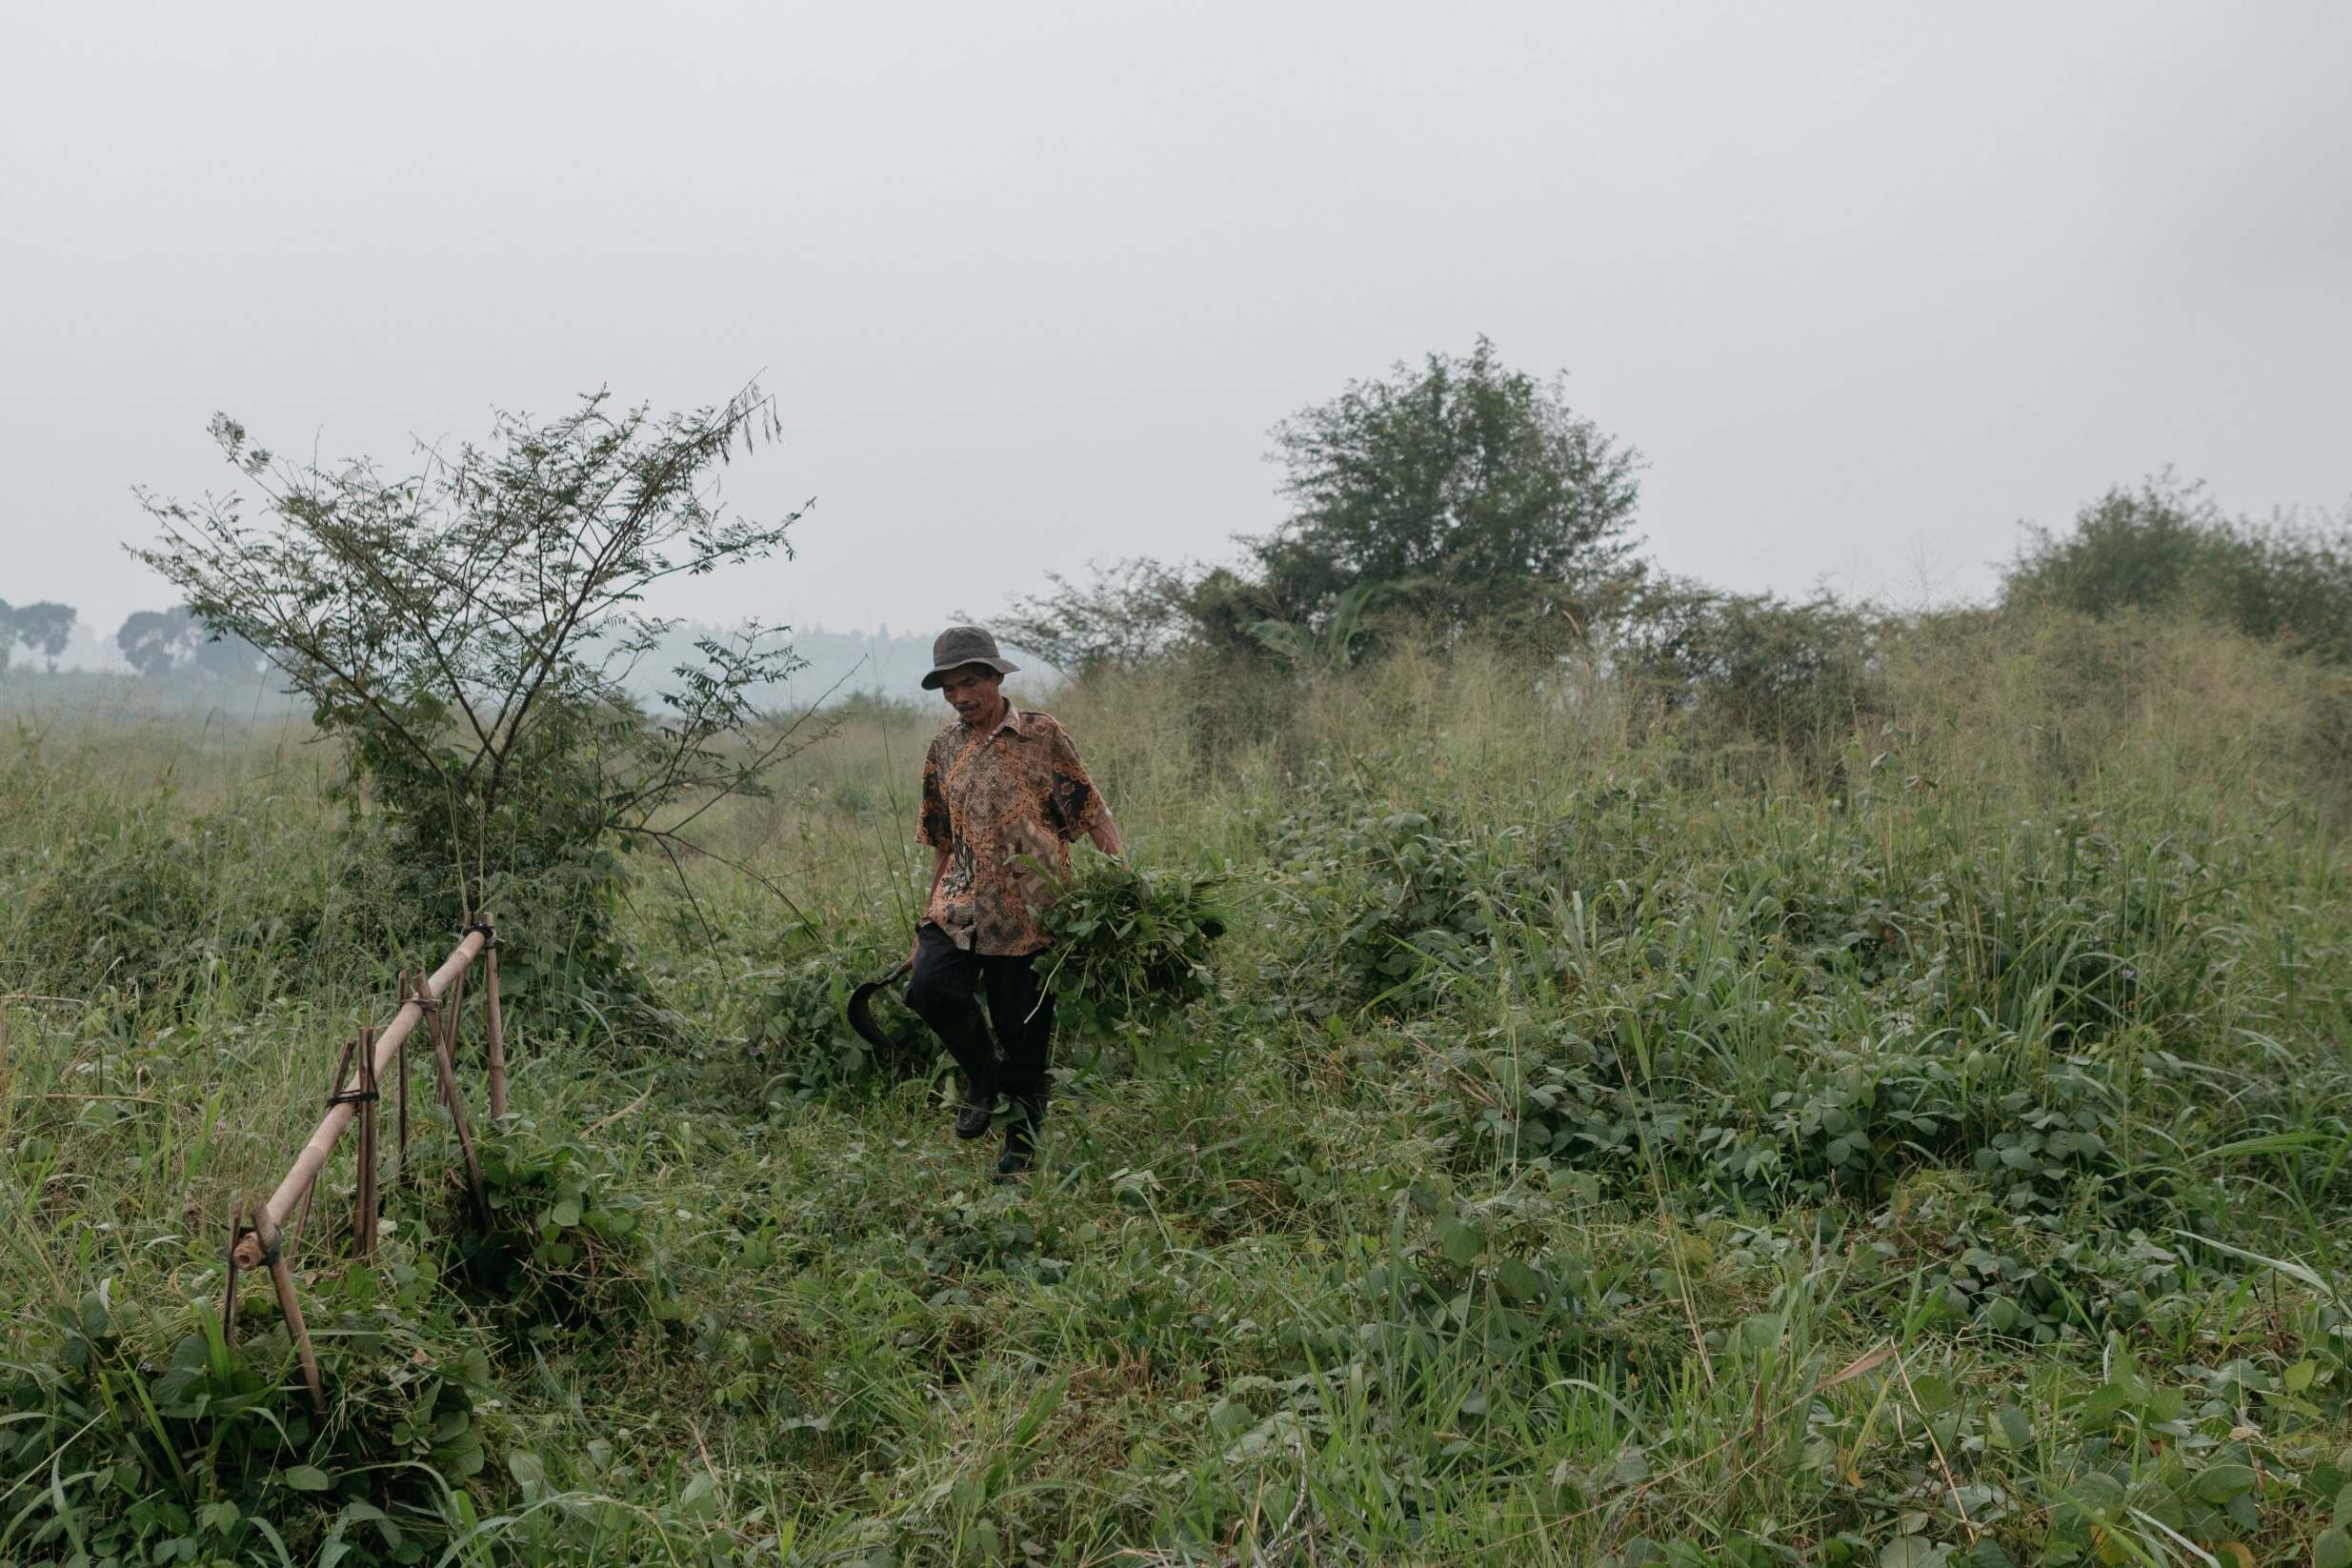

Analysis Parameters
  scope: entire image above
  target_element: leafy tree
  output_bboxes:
[11,601,75,673]
[2006,474,2352,664]
[1248,336,1643,647]
[132,385,816,1021]
[116,607,200,676]
[1000,556,1252,673]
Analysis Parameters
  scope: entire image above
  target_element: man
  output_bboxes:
[907,624,1122,1175]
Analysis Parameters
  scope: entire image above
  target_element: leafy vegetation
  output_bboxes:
[7,598,2349,1563]
[10,353,2352,1568]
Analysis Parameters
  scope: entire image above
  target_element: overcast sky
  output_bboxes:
[5,2,2347,645]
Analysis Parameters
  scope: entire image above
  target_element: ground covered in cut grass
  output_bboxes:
[6,633,2352,1565]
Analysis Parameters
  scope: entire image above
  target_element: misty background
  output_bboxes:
[4,2,2348,699]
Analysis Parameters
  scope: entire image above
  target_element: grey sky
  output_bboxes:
[5,2,2348,648]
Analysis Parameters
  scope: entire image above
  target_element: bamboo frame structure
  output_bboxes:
[230,927,488,1272]
[219,921,516,1412]
[395,970,412,1184]
[220,1195,326,1412]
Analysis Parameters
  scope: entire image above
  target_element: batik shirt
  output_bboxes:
[917,706,1108,955]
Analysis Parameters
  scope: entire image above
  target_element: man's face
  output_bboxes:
[939,665,1005,725]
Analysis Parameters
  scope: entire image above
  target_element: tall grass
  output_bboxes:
[4,603,2349,1564]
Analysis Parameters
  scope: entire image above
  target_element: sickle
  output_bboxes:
[847,958,914,1054]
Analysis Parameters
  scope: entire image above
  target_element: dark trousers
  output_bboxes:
[905,924,1055,1105]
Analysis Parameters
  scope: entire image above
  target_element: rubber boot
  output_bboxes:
[996,1095,1043,1176]
[955,1071,995,1139]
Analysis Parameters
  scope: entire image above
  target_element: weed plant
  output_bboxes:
[1035,855,1229,1065]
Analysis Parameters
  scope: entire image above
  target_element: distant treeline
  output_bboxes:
[0,596,942,710]
[0,600,269,681]
[18,337,2347,722]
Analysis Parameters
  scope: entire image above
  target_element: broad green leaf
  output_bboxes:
[2192,1462,2258,1504]
[1437,1218,1486,1266]
[1907,1375,1956,1416]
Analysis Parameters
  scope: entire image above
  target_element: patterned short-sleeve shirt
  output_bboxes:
[917,706,1107,955]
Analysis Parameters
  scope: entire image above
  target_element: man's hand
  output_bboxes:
[1088,815,1125,861]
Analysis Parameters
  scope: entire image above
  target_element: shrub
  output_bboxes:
[2006,473,2352,665]
[455,1115,673,1337]
[1613,579,1881,758]
[1262,768,1527,1012]
[744,918,936,1091]
[133,387,818,1036]
[1,1278,495,1565]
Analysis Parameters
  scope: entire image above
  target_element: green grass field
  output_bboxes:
[6,613,2352,1566]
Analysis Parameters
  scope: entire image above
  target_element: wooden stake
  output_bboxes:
[433,1015,490,1223]
[353,1025,379,1258]
[248,1195,326,1413]
[395,970,413,1187]
[483,931,508,1120]
[445,966,467,1061]
[295,1034,361,1257]
[221,1202,246,1348]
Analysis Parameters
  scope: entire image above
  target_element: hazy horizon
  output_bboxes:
[6,3,2348,645]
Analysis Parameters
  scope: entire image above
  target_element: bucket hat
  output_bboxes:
[920,625,1021,690]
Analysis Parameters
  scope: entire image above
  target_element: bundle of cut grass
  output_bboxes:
[1035,855,1228,1047]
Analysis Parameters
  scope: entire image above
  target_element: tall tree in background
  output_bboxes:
[1248,336,1643,649]
[12,602,76,672]
[116,606,200,676]
[133,385,815,1019]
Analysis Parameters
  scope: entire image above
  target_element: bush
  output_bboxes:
[1262,766,1530,1013]
[7,794,372,1010]
[744,917,936,1091]
[1,1277,496,1565]
[454,1116,673,1338]
[1613,579,1881,758]
[134,388,815,1038]
[2006,474,2352,665]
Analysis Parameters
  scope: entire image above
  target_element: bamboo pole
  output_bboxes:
[483,927,507,1119]
[444,965,468,1069]
[232,930,486,1270]
[220,1207,245,1347]
[432,1013,489,1221]
[247,1196,326,1412]
[395,972,412,1185]
[353,1026,378,1258]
